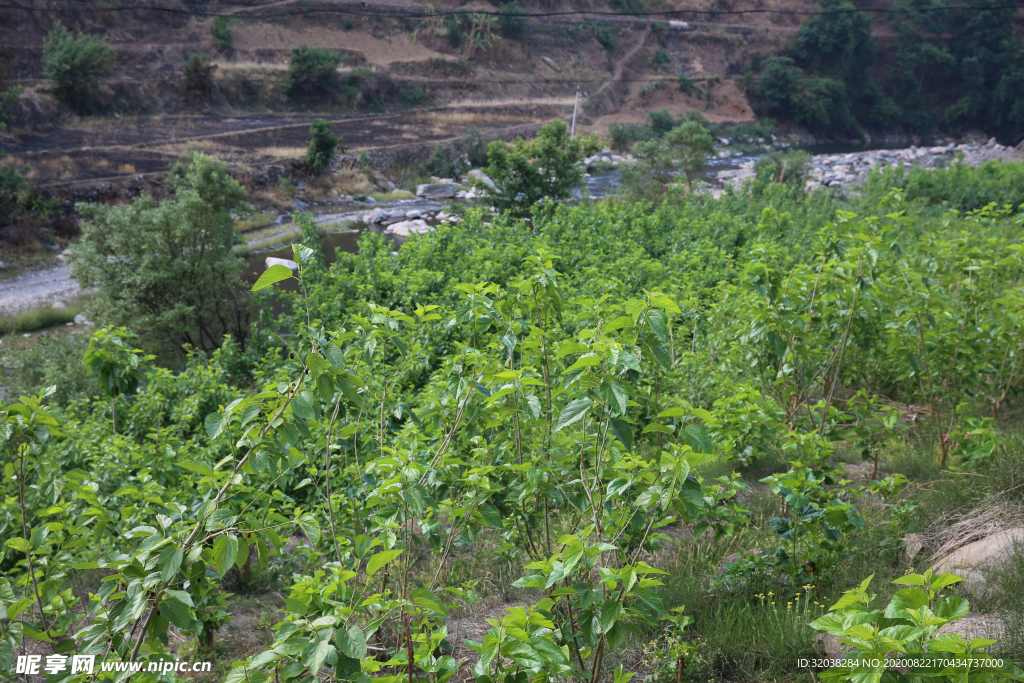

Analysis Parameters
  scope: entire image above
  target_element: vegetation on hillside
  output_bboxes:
[2,129,1023,683]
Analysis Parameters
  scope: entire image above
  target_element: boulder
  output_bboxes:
[930,527,1024,594]
[265,257,298,271]
[385,219,432,237]
[364,208,391,224]
[416,183,458,199]
[73,314,93,326]
[405,209,422,219]
[467,169,496,189]
[541,56,561,73]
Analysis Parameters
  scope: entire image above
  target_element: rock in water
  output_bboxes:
[416,183,458,199]
[385,220,432,237]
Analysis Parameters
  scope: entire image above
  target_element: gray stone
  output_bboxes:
[467,169,496,190]
[931,528,1024,595]
[416,183,458,199]
[51,300,66,310]
[364,208,391,224]
[0,261,6,271]
[541,56,561,72]
[73,314,93,326]
[385,219,432,237]
[405,210,422,219]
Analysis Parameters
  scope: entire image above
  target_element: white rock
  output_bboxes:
[73,314,93,326]
[931,528,1024,595]
[467,169,496,190]
[52,300,66,310]
[405,210,422,219]
[416,183,458,199]
[385,219,432,237]
[265,257,298,271]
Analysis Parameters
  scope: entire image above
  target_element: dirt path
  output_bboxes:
[0,265,80,314]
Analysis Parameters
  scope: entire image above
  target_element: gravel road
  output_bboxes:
[0,265,81,314]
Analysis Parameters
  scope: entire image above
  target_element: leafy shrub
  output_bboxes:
[648,108,676,136]
[609,122,656,152]
[480,119,599,217]
[753,149,813,187]
[595,25,615,50]
[678,72,692,94]
[897,159,1024,211]
[755,55,801,113]
[498,1,527,39]
[305,119,340,173]
[286,45,344,97]
[446,15,465,48]
[42,21,115,116]
[811,571,1023,682]
[0,331,95,406]
[183,53,216,106]
[210,15,236,50]
[462,127,492,166]
[397,81,426,106]
[651,47,670,68]
[418,144,467,180]
[67,152,252,354]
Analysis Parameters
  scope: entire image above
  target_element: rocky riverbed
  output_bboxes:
[716,138,1024,192]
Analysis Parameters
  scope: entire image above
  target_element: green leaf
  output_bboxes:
[366,549,403,577]
[642,423,674,435]
[554,398,592,432]
[565,355,599,373]
[411,588,450,617]
[297,514,322,546]
[649,293,681,314]
[336,625,367,659]
[160,593,193,629]
[212,535,239,578]
[252,264,294,292]
[305,632,335,675]
[158,547,183,583]
[4,537,29,553]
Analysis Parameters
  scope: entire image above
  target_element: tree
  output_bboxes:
[42,21,115,116]
[665,119,715,190]
[68,152,252,355]
[210,15,236,51]
[756,56,801,113]
[306,119,341,173]
[286,46,344,98]
[478,120,599,219]
[184,53,217,107]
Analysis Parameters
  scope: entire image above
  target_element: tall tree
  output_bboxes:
[68,153,252,355]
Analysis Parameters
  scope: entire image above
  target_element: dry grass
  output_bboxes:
[331,167,375,196]
[214,61,289,72]
[918,500,1024,561]
[261,146,307,159]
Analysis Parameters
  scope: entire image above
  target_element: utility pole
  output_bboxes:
[570,85,580,138]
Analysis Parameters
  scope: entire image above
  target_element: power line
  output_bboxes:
[0,0,1021,19]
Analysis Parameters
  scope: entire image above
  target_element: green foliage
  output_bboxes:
[0,85,19,131]
[210,15,236,50]
[418,143,467,180]
[0,332,94,406]
[67,152,252,354]
[183,53,216,106]
[811,572,1024,683]
[286,45,344,98]
[753,149,813,187]
[886,160,1024,212]
[83,327,153,400]
[305,118,340,173]
[594,25,615,51]
[462,127,492,167]
[755,56,801,113]
[498,1,527,39]
[678,73,692,94]
[479,120,600,218]
[42,21,115,116]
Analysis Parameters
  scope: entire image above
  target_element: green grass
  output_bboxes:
[0,303,83,336]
